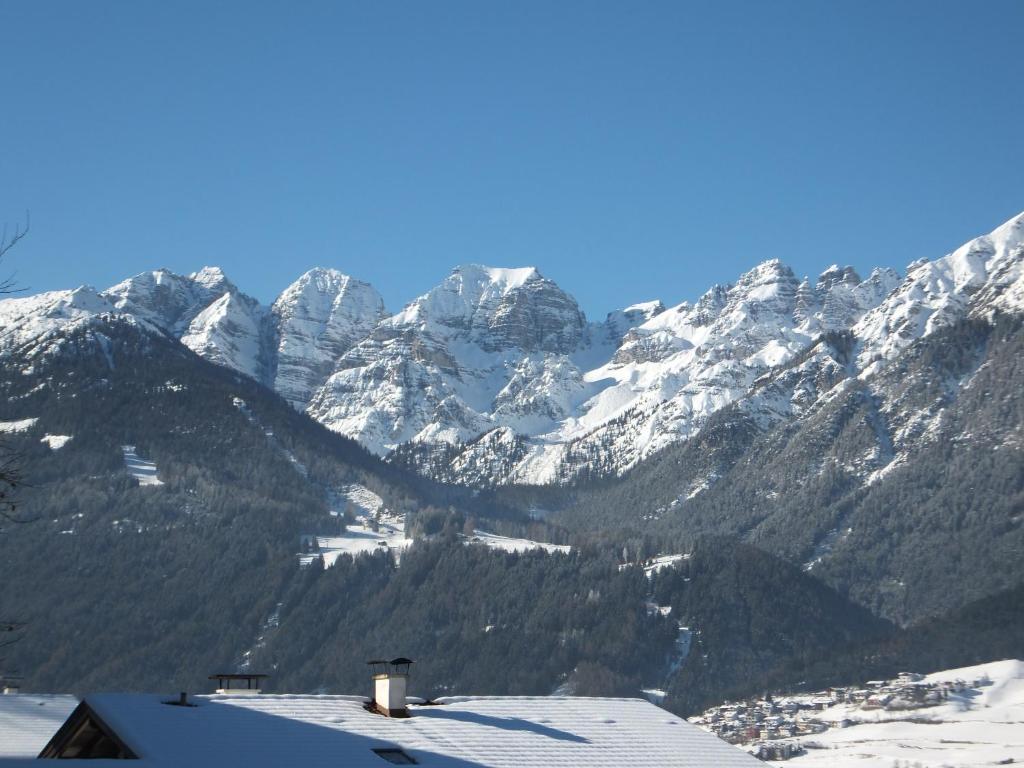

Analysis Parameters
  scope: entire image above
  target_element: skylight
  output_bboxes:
[372,747,418,765]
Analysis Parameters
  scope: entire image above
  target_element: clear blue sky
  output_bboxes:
[1,1,1022,318]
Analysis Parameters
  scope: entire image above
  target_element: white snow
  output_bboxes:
[72,692,764,767]
[465,530,570,555]
[331,483,384,517]
[759,659,1024,768]
[299,483,404,567]
[0,286,119,360]
[299,518,412,568]
[642,553,690,577]
[181,292,265,381]
[122,445,163,486]
[299,520,569,569]
[0,417,38,433]
[40,434,72,450]
[623,300,665,315]
[483,265,540,289]
[0,694,79,758]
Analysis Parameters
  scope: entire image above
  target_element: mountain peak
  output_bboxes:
[272,267,387,409]
[730,260,798,308]
[189,266,233,293]
[736,258,797,287]
[278,267,378,302]
[989,209,1024,245]
[816,265,861,292]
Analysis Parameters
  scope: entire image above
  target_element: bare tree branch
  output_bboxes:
[0,211,30,294]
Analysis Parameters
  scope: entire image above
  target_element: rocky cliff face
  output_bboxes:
[2,210,1021,487]
[271,268,387,408]
[395,265,586,353]
[305,265,590,453]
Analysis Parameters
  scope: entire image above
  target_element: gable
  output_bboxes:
[39,701,138,760]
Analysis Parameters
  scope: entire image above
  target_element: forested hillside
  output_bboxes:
[0,318,554,691]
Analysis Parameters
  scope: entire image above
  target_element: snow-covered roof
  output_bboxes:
[68,693,761,767]
[0,694,78,757]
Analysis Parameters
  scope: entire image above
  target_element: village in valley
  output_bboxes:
[690,660,1023,765]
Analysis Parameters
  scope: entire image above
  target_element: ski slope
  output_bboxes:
[122,445,163,486]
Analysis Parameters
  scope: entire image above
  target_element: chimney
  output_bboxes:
[208,673,267,695]
[368,658,414,717]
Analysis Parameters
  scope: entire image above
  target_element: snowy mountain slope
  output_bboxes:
[854,210,1024,374]
[0,265,383,398]
[181,290,269,382]
[388,257,903,483]
[0,286,122,360]
[102,266,235,333]
[392,212,1021,485]
[305,264,596,454]
[1,210,1021,487]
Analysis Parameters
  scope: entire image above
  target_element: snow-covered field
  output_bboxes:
[121,444,163,486]
[763,660,1024,768]
[299,517,412,568]
[299,483,570,568]
[464,530,570,554]
[298,523,570,568]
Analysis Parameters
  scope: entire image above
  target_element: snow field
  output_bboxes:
[463,530,570,554]
[299,483,570,568]
[41,434,72,450]
[0,417,38,433]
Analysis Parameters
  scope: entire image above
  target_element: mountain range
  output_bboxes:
[0,208,1021,712]
[4,210,1021,490]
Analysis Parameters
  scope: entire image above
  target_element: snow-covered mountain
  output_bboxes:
[306,264,595,454]
[394,211,1023,484]
[2,210,1021,486]
[271,268,387,408]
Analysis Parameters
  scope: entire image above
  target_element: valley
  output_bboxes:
[0,208,1020,730]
